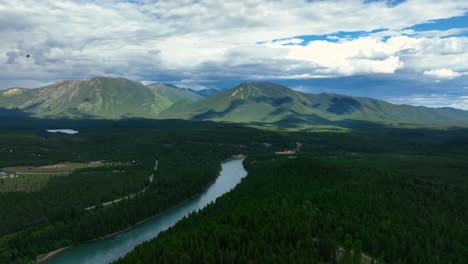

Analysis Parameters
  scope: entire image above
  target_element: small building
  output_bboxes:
[295,142,304,149]
[275,150,296,155]
[0,171,16,179]
[232,154,246,159]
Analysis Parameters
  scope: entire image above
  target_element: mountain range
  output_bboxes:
[0,77,203,119]
[1,77,468,127]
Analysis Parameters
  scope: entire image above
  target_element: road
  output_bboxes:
[85,160,158,211]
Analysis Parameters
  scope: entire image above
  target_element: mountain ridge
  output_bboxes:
[160,82,468,126]
[1,78,468,127]
[0,77,201,119]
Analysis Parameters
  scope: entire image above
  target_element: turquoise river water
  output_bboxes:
[48,158,247,264]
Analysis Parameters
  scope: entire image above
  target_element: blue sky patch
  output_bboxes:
[269,28,389,46]
[406,15,468,37]
[268,13,468,46]
[363,0,406,7]
[408,15,468,31]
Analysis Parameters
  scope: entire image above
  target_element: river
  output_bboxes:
[47,158,247,264]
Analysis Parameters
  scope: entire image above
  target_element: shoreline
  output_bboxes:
[36,190,206,263]
[36,246,71,264]
[38,157,244,263]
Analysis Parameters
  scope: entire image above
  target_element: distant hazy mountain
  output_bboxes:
[147,83,203,102]
[0,77,201,119]
[160,82,468,127]
[188,88,220,98]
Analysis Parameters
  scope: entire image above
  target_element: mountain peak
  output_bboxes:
[230,83,260,98]
[230,82,297,99]
[238,82,289,91]
[0,77,200,119]
[240,81,285,86]
[88,76,133,82]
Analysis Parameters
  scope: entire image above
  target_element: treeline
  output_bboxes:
[117,155,468,264]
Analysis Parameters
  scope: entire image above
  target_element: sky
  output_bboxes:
[1,0,467,109]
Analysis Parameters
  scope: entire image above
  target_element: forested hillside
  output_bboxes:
[1,118,468,263]
[0,120,289,263]
[117,130,468,264]
[160,82,468,127]
[0,78,202,119]
[3,79,468,128]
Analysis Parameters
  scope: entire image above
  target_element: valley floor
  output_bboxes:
[0,119,467,263]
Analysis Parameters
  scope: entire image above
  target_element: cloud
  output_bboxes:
[388,93,468,110]
[264,37,405,75]
[263,34,468,79]
[423,68,462,79]
[0,0,467,90]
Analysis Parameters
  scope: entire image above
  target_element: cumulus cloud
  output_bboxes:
[423,68,462,79]
[263,34,468,79]
[0,0,467,89]
[264,38,405,75]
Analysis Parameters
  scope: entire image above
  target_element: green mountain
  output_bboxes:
[147,83,203,102]
[160,82,468,127]
[2,80,467,126]
[0,77,201,119]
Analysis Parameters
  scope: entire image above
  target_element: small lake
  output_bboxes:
[48,158,247,264]
[46,129,79,135]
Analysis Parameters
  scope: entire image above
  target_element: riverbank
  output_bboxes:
[37,192,202,264]
[36,246,71,264]
[38,158,245,263]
